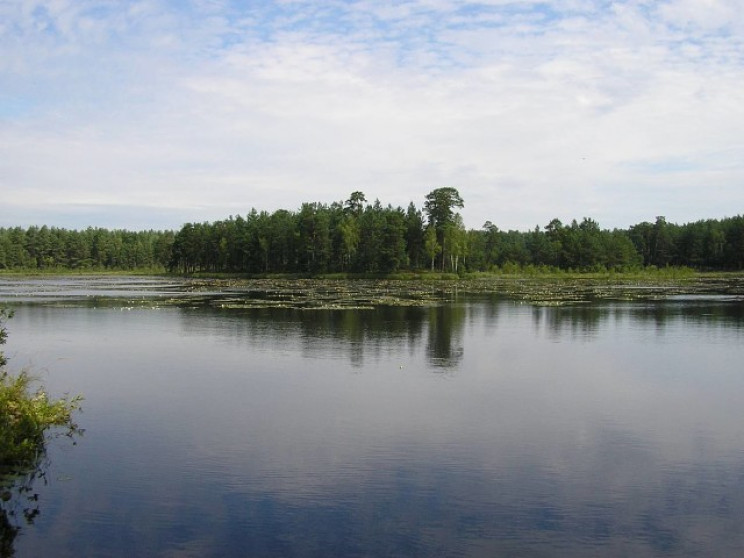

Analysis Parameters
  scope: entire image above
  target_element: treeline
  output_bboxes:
[473,215,744,272]
[0,226,174,270]
[628,216,744,270]
[2,189,743,273]
[169,189,744,274]
[169,198,421,275]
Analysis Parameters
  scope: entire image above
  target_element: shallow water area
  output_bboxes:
[0,275,188,303]
[2,276,744,557]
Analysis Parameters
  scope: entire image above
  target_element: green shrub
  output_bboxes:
[0,370,82,470]
[0,309,82,473]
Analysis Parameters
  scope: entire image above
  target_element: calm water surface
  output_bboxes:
[2,277,744,557]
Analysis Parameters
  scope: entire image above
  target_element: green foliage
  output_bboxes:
[3,191,744,276]
[0,227,174,272]
[169,195,415,276]
[423,226,441,271]
[0,307,81,556]
[166,206,744,276]
[423,187,464,271]
[423,187,464,232]
[0,370,82,469]
[0,309,82,473]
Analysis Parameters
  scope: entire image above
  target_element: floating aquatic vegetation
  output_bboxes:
[2,274,743,309]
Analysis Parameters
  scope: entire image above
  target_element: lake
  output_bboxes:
[2,276,744,557]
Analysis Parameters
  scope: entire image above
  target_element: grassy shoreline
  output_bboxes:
[2,265,744,281]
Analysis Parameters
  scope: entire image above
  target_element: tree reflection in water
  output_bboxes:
[1,427,82,558]
[426,304,466,369]
[1,457,48,557]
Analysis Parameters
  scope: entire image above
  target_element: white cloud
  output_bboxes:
[1,0,743,230]
[658,0,743,31]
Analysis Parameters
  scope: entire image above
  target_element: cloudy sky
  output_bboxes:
[1,0,742,231]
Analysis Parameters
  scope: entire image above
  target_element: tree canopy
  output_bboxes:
[2,190,744,274]
[424,187,464,232]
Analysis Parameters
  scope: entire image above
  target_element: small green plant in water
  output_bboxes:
[0,369,82,471]
[1,308,82,473]
[0,308,82,557]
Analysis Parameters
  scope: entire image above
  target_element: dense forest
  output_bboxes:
[0,227,174,271]
[2,188,743,273]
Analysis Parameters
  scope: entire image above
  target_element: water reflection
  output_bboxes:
[176,298,744,368]
[4,290,744,556]
[540,305,605,340]
[178,306,437,368]
[629,299,744,329]
[1,455,53,557]
[426,304,465,368]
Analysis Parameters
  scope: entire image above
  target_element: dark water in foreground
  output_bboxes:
[2,278,744,557]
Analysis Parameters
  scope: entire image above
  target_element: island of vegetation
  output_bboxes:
[1,188,743,275]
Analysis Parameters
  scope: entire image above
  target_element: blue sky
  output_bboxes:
[1,0,743,231]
